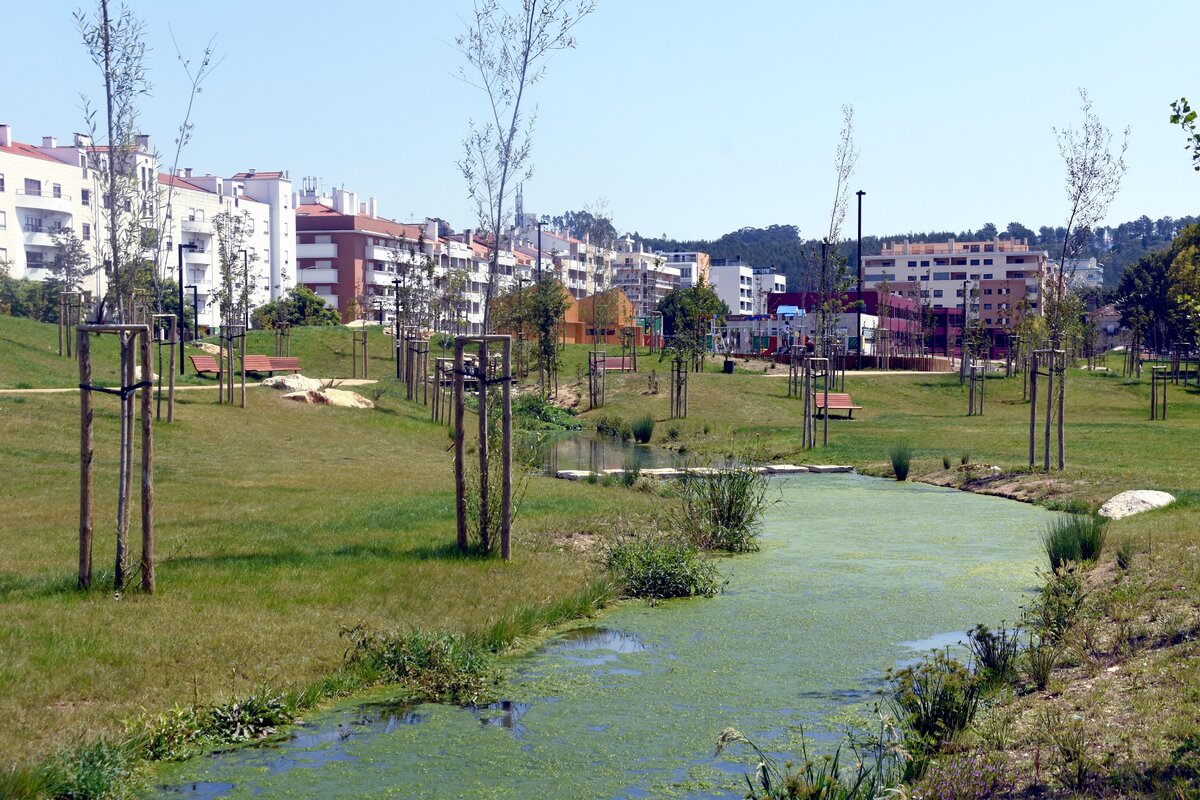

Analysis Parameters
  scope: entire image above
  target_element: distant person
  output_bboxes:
[804,336,815,355]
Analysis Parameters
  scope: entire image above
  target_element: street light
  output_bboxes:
[855,189,865,370]
[184,284,199,344]
[177,242,198,374]
[535,216,547,282]
[238,249,250,328]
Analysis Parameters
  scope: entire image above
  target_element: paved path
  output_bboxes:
[0,379,379,395]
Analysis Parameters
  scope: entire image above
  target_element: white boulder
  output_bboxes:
[281,389,374,409]
[1098,490,1175,520]
[262,374,324,393]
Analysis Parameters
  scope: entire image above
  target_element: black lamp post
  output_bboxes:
[177,242,198,373]
[855,189,865,369]
[184,284,199,344]
[536,217,547,282]
[392,276,402,379]
[238,249,250,328]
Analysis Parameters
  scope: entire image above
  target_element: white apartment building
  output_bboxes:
[752,266,786,313]
[1054,257,1104,292]
[158,171,275,331]
[862,238,1047,334]
[709,258,755,314]
[611,235,679,319]
[658,251,710,289]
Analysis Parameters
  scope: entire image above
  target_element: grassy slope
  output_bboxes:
[0,320,659,764]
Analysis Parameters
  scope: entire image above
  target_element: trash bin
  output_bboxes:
[723,359,735,374]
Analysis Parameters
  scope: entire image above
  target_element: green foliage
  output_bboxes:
[593,413,630,439]
[1024,565,1088,643]
[666,424,681,441]
[889,441,912,481]
[942,453,952,470]
[1022,636,1059,691]
[1042,514,1107,570]
[620,455,641,488]
[252,286,341,328]
[1169,97,1200,171]
[965,624,1021,684]
[205,689,294,744]
[605,536,719,600]
[512,394,582,431]
[715,724,904,800]
[0,275,63,321]
[657,279,727,360]
[630,414,655,444]
[888,650,982,756]
[341,625,495,705]
[46,737,136,800]
[678,465,774,552]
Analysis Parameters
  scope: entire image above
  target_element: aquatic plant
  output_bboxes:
[511,394,583,431]
[631,414,656,443]
[206,689,295,744]
[666,424,681,441]
[1023,565,1087,643]
[889,441,913,481]
[621,454,642,487]
[888,649,982,757]
[606,535,720,600]
[960,450,971,466]
[715,723,905,800]
[966,623,1021,684]
[678,464,774,552]
[1022,636,1059,690]
[1042,514,1107,570]
[942,453,952,470]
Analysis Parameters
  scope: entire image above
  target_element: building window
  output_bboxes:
[907,275,917,282]
[0,173,5,192]
[0,211,5,230]
[933,289,943,298]
[970,259,979,266]
[81,188,90,206]
[984,303,992,310]
[82,223,91,240]
[52,183,62,198]
[933,272,949,281]
[920,260,930,267]
[983,258,993,265]
[907,260,916,267]
[983,273,993,279]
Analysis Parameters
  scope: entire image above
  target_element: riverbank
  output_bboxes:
[570,357,1200,795]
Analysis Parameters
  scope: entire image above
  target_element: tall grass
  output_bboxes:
[889,441,913,481]
[606,536,720,599]
[630,414,655,443]
[1042,514,1108,569]
[678,465,774,552]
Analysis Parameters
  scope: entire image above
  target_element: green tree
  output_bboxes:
[50,228,97,292]
[658,280,726,363]
[252,286,340,328]
[1169,97,1200,171]
[212,210,257,327]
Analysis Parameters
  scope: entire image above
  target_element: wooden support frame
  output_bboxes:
[452,335,513,560]
[1150,365,1169,420]
[150,314,178,422]
[76,324,156,593]
[432,357,455,424]
[219,323,248,408]
[351,329,369,379]
[669,354,689,419]
[1028,349,1066,471]
[58,291,84,357]
[406,337,431,404]
[274,323,292,358]
[806,356,830,448]
[587,349,607,409]
[620,326,639,373]
[967,361,986,416]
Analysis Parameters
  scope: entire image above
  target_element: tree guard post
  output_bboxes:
[139,326,155,593]
[78,328,93,590]
[453,338,467,551]
[501,337,512,560]
[477,339,490,553]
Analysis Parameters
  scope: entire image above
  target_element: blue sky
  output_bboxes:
[4,0,1197,240]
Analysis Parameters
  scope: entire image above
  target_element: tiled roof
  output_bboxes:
[157,172,209,192]
[231,171,285,180]
[0,140,62,164]
[296,203,343,217]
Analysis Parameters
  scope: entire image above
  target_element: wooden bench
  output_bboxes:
[812,391,863,419]
[241,355,275,374]
[267,357,301,373]
[189,354,221,377]
[601,356,634,371]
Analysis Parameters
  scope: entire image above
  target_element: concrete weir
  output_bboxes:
[554,464,853,480]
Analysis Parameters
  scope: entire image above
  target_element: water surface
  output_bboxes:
[150,474,1051,799]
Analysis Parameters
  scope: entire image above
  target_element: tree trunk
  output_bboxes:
[140,328,155,592]
[78,330,94,589]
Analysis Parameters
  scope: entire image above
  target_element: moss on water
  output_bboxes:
[147,475,1054,799]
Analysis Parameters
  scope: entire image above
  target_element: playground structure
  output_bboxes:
[76,323,157,593]
[451,335,513,560]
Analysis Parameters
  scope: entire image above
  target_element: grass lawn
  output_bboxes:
[0,319,660,765]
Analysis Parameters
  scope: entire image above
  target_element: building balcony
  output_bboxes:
[366,269,400,286]
[297,242,338,259]
[315,292,338,309]
[15,189,73,214]
[298,267,339,284]
[180,218,214,235]
[22,228,59,248]
[183,248,211,265]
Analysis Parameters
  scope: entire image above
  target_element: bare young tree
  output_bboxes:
[817,104,859,352]
[76,0,151,322]
[456,0,596,332]
[1051,88,1129,345]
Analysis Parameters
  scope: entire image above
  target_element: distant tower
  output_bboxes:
[515,183,524,229]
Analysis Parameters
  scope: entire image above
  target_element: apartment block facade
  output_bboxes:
[611,235,679,319]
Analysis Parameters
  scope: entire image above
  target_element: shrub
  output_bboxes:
[594,413,630,439]
[960,450,971,465]
[44,738,136,800]
[666,424,681,441]
[888,650,982,755]
[1022,637,1059,690]
[1042,515,1107,570]
[679,466,774,552]
[206,688,295,743]
[942,453,952,470]
[341,625,496,705]
[621,455,641,488]
[606,536,720,599]
[1024,565,1087,642]
[512,394,582,431]
[890,441,913,481]
[630,414,656,444]
[966,623,1021,683]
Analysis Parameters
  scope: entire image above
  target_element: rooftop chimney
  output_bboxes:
[0,124,11,148]
[368,197,377,219]
[135,134,150,150]
[73,132,91,148]
[42,136,57,148]
[465,229,474,248]
[184,168,193,178]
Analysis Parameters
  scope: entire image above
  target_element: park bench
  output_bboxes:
[188,354,221,377]
[601,356,634,371]
[812,391,863,419]
[267,356,302,374]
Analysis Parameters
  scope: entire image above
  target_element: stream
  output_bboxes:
[149,473,1052,799]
